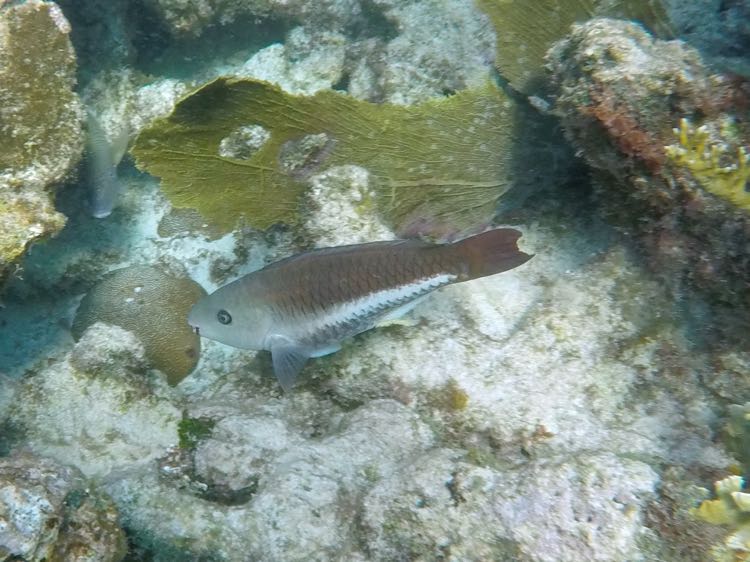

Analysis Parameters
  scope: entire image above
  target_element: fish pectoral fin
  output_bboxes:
[308,343,341,358]
[269,337,310,392]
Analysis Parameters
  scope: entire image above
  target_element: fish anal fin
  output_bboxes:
[269,337,310,392]
[375,296,426,328]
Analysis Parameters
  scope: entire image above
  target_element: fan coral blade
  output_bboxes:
[132,78,519,238]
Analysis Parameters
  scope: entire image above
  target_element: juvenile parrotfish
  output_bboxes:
[85,111,129,219]
[188,228,532,391]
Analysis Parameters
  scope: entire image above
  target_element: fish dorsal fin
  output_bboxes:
[269,336,310,392]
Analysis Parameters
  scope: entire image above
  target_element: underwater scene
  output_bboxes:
[1,0,750,560]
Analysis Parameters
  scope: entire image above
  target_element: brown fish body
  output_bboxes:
[188,228,532,390]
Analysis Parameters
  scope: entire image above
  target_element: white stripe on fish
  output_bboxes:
[284,273,456,347]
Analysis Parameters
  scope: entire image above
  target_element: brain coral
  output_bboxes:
[72,266,206,385]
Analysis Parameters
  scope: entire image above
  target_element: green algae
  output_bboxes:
[427,379,470,412]
[178,416,216,450]
[475,0,672,94]
[132,77,519,238]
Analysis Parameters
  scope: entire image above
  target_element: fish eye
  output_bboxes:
[217,309,232,325]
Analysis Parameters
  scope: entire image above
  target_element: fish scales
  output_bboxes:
[261,243,455,343]
[260,241,452,316]
[188,228,532,391]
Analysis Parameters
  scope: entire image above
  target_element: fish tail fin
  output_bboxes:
[452,228,533,280]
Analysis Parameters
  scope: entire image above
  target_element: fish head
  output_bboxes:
[188,281,270,351]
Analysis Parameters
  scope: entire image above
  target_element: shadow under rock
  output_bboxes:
[0,164,154,376]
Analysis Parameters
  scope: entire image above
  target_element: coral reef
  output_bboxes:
[0,0,84,287]
[132,77,521,239]
[100,223,728,561]
[0,451,126,561]
[1,0,747,560]
[4,192,733,560]
[72,266,206,385]
[546,17,750,312]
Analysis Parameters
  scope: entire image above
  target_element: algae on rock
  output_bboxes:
[0,1,84,285]
[132,77,520,239]
[11,323,182,479]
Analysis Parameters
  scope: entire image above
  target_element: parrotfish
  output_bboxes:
[85,111,129,219]
[188,228,532,391]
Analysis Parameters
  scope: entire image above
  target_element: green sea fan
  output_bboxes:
[475,0,672,94]
[131,77,520,238]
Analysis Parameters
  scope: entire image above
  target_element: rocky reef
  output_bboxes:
[0,0,84,287]
[547,17,750,323]
[1,0,750,560]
